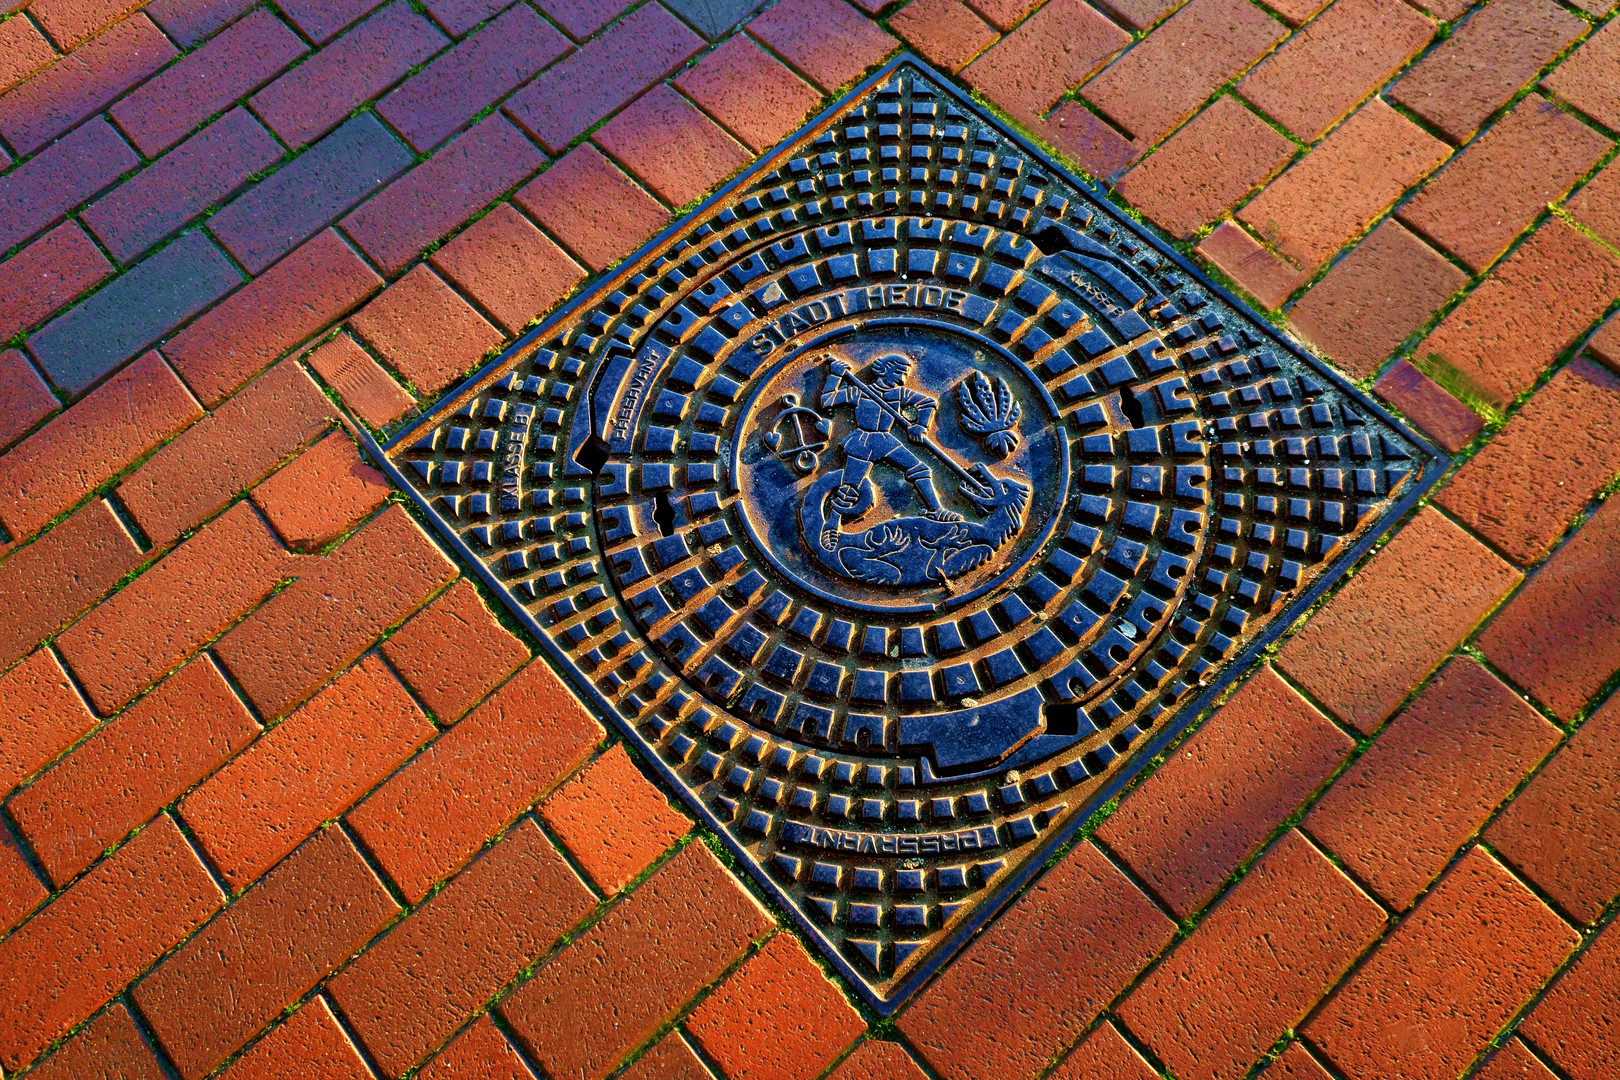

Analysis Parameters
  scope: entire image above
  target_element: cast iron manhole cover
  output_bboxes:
[369,57,1445,1011]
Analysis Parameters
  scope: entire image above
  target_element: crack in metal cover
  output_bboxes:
[370,56,1446,1011]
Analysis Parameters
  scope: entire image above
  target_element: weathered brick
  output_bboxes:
[0,351,56,454]
[377,2,571,153]
[217,996,373,1080]
[0,15,176,157]
[329,818,594,1077]
[1519,916,1620,1079]
[418,1015,539,1080]
[11,657,257,886]
[85,109,283,265]
[346,659,602,901]
[1543,19,1620,133]
[1389,0,1587,145]
[347,264,505,395]
[1276,508,1521,732]
[343,114,546,276]
[1305,846,1578,1080]
[0,503,140,670]
[1487,690,1620,921]
[1567,160,1620,253]
[0,16,56,94]
[535,0,631,39]
[131,827,401,1080]
[500,841,772,1080]
[898,841,1174,1080]
[745,0,896,92]
[1050,1022,1157,1080]
[825,1041,928,1080]
[1237,99,1449,276]
[1372,358,1483,454]
[1257,1044,1334,1080]
[505,2,703,153]
[1418,219,1620,409]
[145,0,257,46]
[514,144,670,272]
[209,112,414,274]
[0,824,47,935]
[251,429,390,551]
[0,814,222,1073]
[1437,358,1620,564]
[1288,220,1467,380]
[887,0,997,74]
[1475,1039,1561,1080]
[594,84,749,208]
[55,501,298,714]
[118,359,337,545]
[1195,219,1304,309]
[305,331,416,428]
[213,504,455,719]
[964,0,1128,124]
[166,229,382,407]
[278,0,387,42]
[0,117,136,255]
[31,0,149,48]
[380,577,530,722]
[110,8,306,157]
[1400,96,1611,273]
[539,743,689,893]
[1084,0,1286,149]
[430,203,585,335]
[27,1001,167,1080]
[0,222,111,343]
[1117,96,1293,241]
[1238,0,1431,143]
[676,34,823,156]
[0,351,201,540]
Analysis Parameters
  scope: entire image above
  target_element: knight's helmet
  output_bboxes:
[868,351,914,385]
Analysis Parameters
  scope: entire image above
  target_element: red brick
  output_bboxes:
[1544,19,1620,133]
[0,826,46,935]
[28,1001,166,1080]
[145,0,257,46]
[0,502,140,670]
[165,229,382,408]
[746,0,897,92]
[0,15,176,157]
[379,576,530,722]
[1474,1039,1562,1080]
[887,0,997,74]
[118,360,337,544]
[1238,99,1449,275]
[31,0,147,48]
[1117,97,1293,241]
[348,264,506,396]
[898,841,1173,1080]
[11,657,256,886]
[965,0,1129,125]
[1257,1044,1333,1080]
[1438,358,1620,564]
[1418,219,1620,409]
[418,1015,539,1080]
[504,2,703,153]
[1586,312,1620,371]
[131,826,401,1080]
[0,814,222,1072]
[218,996,373,1080]
[278,0,386,42]
[0,351,200,541]
[305,331,416,428]
[1401,96,1611,274]
[593,85,749,209]
[329,818,594,1077]
[376,2,571,154]
[535,0,631,39]
[86,109,283,265]
[1041,101,1140,181]
[514,144,670,272]
[1083,0,1286,149]
[0,117,138,254]
[250,0,447,148]
[1567,161,1620,255]
[500,841,772,1080]
[346,658,603,901]
[1276,508,1521,732]
[674,35,822,154]
[0,16,56,94]
[1088,0,1185,32]
[1373,358,1483,453]
[431,203,584,335]
[1487,693,1620,921]
[0,223,113,343]
[1289,221,1467,380]
[621,1033,715,1080]
[1389,0,1587,145]
[963,0,1040,30]
[212,504,456,718]
[1305,846,1578,1080]
[251,429,390,552]
[539,743,689,893]
[1195,220,1304,309]
[0,648,97,797]
[1519,916,1620,1079]
[1050,1021,1157,1080]
[1238,0,1432,143]
[825,1041,928,1080]
[0,351,57,453]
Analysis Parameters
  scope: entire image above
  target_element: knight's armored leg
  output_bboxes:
[906,461,963,522]
[832,456,872,515]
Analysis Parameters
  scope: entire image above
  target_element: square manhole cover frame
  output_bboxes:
[359,54,1448,1013]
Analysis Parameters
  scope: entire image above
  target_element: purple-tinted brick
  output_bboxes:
[0,15,177,157]
[84,110,282,264]
[536,0,633,39]
[111,8,308,157]
[504,2,703,153]
[278,0,388,42]
[208,112,413,274]
[341,113,545,276]
[250,0,447,149]
[145,0,257,46]
[422,0,509,37]
[377,2,571,152]
[27,231,243,394]
[0,119,138,254]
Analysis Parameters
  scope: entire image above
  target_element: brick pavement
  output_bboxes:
[0,0,1617,1075]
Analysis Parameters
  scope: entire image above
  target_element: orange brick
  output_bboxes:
[1474,1039,1561,1080]
[744,0,897,93]
[1372,358,1484,454]
[217,997,373,1080]
[889,0,997,74]
[27,1002,166,1080]
[964,0,1128,122]
[1519,916,1620,1080]
[540,743,689,893]
[0,349,57,453]
[0,648,97,797]
[674,34,822,153]
[418,1015,539,1080]
[304,332,416,429]
[251,429,391,551]
[1050,1021,1157,1080]
[825,1041,928,1080]
[348,264,505,396]
[380,577,530,722]
[1256,1044,1334,1080]
[515,144,670,272]
[1196,220,1304,309]
[0,826,46,936]
[0,499,141,669]
[430,203,585,336]
[593,85,751,210]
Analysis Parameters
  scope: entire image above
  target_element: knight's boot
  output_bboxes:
[914,476,963,522]
[830,483,863,514]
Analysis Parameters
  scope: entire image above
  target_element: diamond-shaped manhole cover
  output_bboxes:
[367,56,1446,1011]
